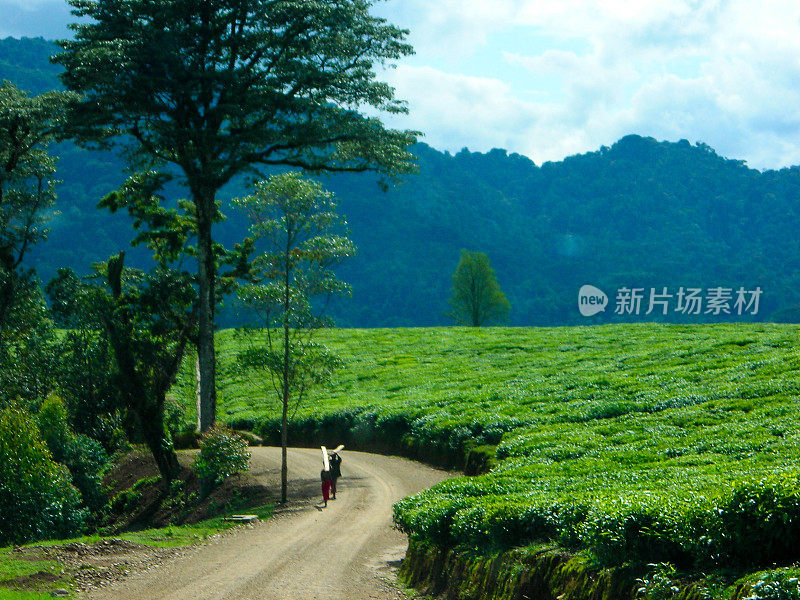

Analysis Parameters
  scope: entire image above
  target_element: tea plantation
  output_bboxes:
[174,324,800,592]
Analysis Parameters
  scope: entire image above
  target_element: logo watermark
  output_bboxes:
[578,285,762,317]
[578,285,609,316]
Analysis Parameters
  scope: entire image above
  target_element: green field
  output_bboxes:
[174,324,800,590]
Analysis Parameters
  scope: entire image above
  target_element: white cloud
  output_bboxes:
[0,0,73,39]
[384,66,537,151]
[5,0,800,168]
[383,64,601,164]
[376,0,800,169]
[377,0,518,59]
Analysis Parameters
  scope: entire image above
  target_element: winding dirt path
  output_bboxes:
[84,447,450,600]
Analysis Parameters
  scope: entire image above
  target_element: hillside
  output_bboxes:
[181,323,800,597]
[4,37,800,327]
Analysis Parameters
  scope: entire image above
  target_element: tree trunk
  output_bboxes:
[196,198,217,432]
[140,399,181,482]
[195,355,202,432]
[281,391,288,503]
[281,247,291,503]
[0,273,13,350]
[280,318,290,503]
[0,184,9,341]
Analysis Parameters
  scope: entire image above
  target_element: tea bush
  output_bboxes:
[180,324,800,578]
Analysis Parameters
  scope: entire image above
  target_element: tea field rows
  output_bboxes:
[173,324,800,588]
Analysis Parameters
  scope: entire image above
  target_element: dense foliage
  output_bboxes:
[0,79,73,333]
[0,69,113,547]
[0,280,56,408]
[0,405,86,545]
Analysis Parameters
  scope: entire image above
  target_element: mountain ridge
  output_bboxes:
[3,36,800,326]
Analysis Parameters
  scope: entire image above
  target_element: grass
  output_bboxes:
[0,556,61,583]
[37,502,275,549]
[169,323,800,595]
[0,550,65,598]
[118,503,274,547]
[0,593,65,600]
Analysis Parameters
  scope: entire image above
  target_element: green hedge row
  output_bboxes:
[227,407,507,473]
[394,473,800,570]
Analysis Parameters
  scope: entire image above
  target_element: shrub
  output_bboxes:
[37,394,109,511]
[0,405,86,545]
[0,279,56,410]
[193,425,251,486]
[635,563,681,600]
[745,572,800,600]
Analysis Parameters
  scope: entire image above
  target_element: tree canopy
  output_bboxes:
[0,80,73,337]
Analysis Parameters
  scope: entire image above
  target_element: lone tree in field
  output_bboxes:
[56,0,418,432]
[235,172,354,503]
[448,250,510,327]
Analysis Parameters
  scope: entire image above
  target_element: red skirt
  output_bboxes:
[322,480,332,502]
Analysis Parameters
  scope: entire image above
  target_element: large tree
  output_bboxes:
[0,82,74,408]
[56,0,418,431]
[235,172,353,503]
[448,250,510,327]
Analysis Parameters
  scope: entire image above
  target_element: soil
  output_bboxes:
[0,569,60,589]
[102,450,272,530]
[73,447,450,599]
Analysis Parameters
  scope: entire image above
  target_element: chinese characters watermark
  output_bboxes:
[579,285,762,317]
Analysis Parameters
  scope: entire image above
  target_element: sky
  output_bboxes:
[3,0,800,170]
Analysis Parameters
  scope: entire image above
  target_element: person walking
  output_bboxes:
[321,467,332,507]
[329,451,342,500]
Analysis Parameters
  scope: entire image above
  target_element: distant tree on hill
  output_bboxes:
[448,250,510,327]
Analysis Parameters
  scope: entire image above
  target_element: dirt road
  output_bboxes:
[84,447,450,600]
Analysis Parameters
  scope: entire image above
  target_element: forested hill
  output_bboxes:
[5,36,800,326]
